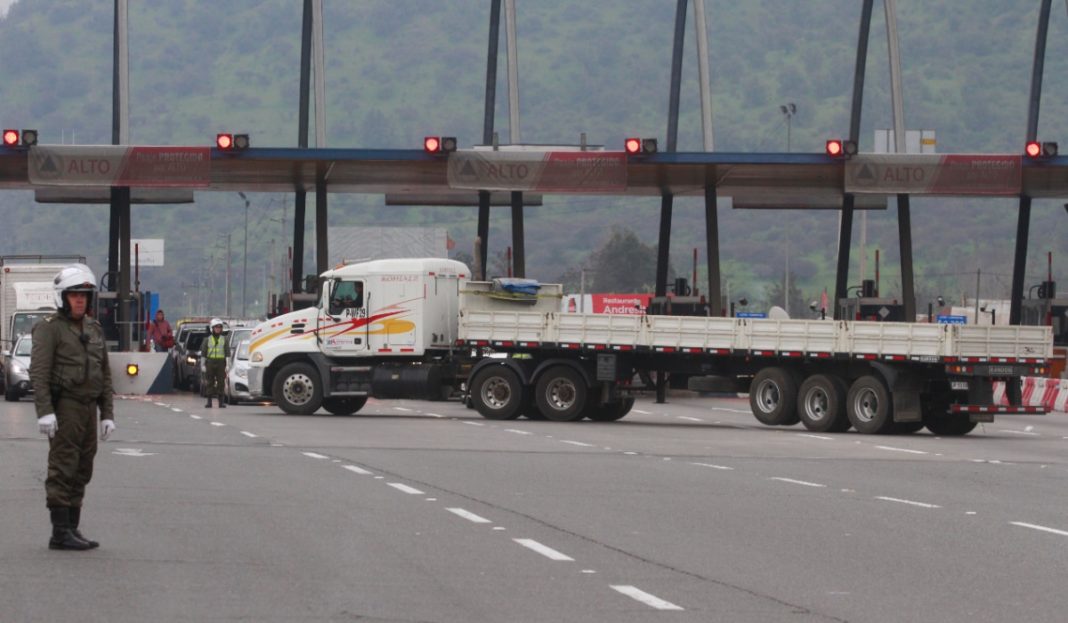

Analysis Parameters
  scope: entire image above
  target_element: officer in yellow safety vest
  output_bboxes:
[200,318,228,408]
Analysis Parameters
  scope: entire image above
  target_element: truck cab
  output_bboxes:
[248,258,470,415]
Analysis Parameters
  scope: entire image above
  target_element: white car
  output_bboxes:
[3,334,33,401]
[224,338,255,405]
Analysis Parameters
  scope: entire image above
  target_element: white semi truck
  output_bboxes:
[0,255,86,352]
[248,258,1052,436]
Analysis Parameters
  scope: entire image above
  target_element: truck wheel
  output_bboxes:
[846,375,894,434]
[535,366,588,422]
[587,397,635,422]
[322,396,368,416]
[470,367,526,420]
[797,374,850,432]
[272,362,324,415]
[749,368,800,426]
[924,414,977,436]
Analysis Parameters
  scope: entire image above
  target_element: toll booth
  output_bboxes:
[1020,280,1067,378]
[647,277,710,317]
[838,279,905,322]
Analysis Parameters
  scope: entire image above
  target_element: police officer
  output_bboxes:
[201,318,227,408]
[31,264,115,551]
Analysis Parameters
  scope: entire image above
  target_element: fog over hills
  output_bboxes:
[0,0,1065,315]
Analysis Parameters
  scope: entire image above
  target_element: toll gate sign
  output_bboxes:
[447,150,627,192]
[845,154,1021,195]
[28,146,211,187]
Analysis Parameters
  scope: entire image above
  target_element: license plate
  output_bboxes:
[988,365,1014,375]
[950,381,969,391]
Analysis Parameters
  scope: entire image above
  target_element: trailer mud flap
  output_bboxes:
[872,362,922,423]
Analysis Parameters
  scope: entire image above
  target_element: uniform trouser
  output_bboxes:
[46,396,99,509]
[205,359,226,397]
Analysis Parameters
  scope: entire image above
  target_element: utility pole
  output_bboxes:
[225,232,232,317]
[239,192,250,318]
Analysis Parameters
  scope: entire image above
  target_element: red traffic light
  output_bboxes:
[2,129,19,146]
[424,136,441,153]
[1025,141,1041,158]
[624,137,642,154]
[826,139,843,157]
[216,133,234,150]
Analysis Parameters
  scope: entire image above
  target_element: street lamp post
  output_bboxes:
[238,192,250,318]
[780,102,797,152]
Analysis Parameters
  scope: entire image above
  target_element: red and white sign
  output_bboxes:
[28,146,211,187]
[447,150,627,192]
[845,154,1021,195]
[564,293,652,314]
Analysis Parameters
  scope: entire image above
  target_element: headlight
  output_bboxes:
[235,367,248,380]
[251,351,263,363]
[186,356,197,365]
[11,361,26,375]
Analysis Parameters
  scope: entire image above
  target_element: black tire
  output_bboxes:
[797,374,850,432]
[587,396,635,422]
[535,365,588,422]
[322,396,368,416]
[4,386,19,402]
[925,414,978,436]
[749,368,800,426]
[470,366,526,420]
[846,375,894,434]
[272,362,324,415]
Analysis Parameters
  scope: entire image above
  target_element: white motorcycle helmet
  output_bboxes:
[210,317,224,330]
[53,263,98,312]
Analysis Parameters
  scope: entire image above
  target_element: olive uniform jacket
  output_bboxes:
[29,312,114,420]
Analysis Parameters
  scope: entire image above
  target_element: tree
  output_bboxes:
[585,226,665,293]
[763,271,810,317]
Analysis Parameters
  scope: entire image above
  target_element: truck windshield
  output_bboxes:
[12,312,51,338]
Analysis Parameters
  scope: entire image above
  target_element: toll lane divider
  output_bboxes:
[993,377,1068,412]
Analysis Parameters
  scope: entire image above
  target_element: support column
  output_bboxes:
[704,183,721,315]
[656,0,688,299]
[293,0,313,292]
[510,191,525,278]
[477,0,502,282]
[897,195,916,320]
[316,181,328,276]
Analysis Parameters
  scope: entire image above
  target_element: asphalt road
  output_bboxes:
[2,390,1066,623]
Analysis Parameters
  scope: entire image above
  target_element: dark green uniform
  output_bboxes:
[30,312,114,509]
[201,333,227,398]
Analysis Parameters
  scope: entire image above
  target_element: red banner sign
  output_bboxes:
[29,146,211,187]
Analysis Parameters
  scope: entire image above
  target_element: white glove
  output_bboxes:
[38,414,58,438]
[101,420,116,442]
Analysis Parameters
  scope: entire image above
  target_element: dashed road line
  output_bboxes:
[425,412,444,418]
[561,440,594,447]
[690,462,734,470]
[446,507,492,524]
[342,465,373,475]
[387,482,425,495]
[677,416,703,422]
[875,445,927,455]
[504,428,532,435]
[875,496,941,509]
[171,408,183,412]
[798,433,833,440]
[190,415,202,420]
[393,407,414,412]
[302,452,329,460]
[210,422,225,427]
[632,409,652,415]
[999,429,1039,436]
[610,585,684,611]
[240,431,257,438]
[462,421,485,427]
[770,477,826,488]
[1010,521,1068,537]
[513,538,574,561]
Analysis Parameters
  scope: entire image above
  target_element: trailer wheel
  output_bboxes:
[470,367,526,420]
[535,366,588,422]
[924,414,977,436]
[749,368,800,426]
[846,375,894,434]
[272,362,324,415]
[797,374,850,432]
[322,396,368,416]
[587,397,635,422]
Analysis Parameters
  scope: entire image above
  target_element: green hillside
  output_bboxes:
[0,0,1065,316]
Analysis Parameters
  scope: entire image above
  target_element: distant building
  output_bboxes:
[328,227,450,266]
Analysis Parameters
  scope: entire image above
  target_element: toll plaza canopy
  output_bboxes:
[2,144,1067,204]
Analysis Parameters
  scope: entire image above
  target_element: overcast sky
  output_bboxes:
[0,0,16,17]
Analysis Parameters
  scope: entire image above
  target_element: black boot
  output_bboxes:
[49,508,93,551]
[219,396,226,409]
[205,397,213,408]
[69,507,100,549]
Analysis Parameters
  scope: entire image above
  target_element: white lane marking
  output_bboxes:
[633,409,652,415]
[876,496,941,509]
[493,526,506,531]
[710,407,751,414]
[302,452,329,459]
[1010,521,1068,537]
[425,412,444,418]
[504,428,532,435]
[1025,425,1034,432]
[343,465,373,475]
[610,585,684,611]
[462,421,485,427]
[770,477,826,488]
[513,538,574,561]
[582,569,596,574]
[154,402,167,407]
[875,445,927,455]
[691,462,733,470]
[999,429,1039,436]
[393,407,413,412]
[171,408,183,412]
[113,448,156,457]
[677,416,703,422]
[387,482,425,495]
[799,433,833,440]
[966,511,977,515]
[446,507,492,524]
[189,415,202,420]
[240,431,257,438]
[623,451,639,455]
[561,440,594,447]
[210,422,225,427]
[426,498,437,501]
